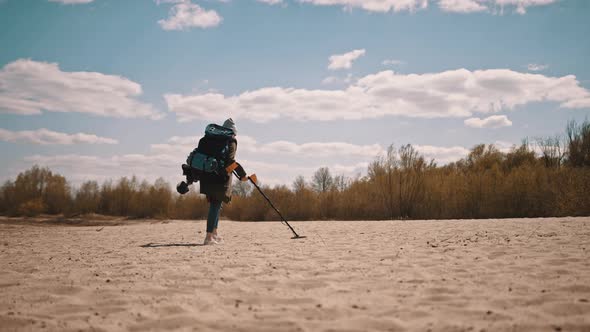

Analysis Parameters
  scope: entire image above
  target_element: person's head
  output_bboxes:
[222,118,237,135]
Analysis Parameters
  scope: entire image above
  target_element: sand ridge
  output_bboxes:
[1,217,589,331]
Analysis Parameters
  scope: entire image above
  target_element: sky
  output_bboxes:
[0,0,589,188]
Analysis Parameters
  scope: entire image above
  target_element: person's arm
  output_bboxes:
[224,140,248,180]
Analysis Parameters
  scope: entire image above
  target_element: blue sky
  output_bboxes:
[0,0,589,187]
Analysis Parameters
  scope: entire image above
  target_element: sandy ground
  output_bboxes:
[1,217,589,332]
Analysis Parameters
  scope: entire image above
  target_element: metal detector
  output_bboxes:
[233,171,306,239]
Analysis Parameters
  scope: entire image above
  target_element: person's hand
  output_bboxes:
[249,174,258,184]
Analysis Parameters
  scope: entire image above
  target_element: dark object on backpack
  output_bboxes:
[176,181,189,194]
[176,163,201,194]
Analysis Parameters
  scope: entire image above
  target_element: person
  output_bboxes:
[179,118,248,245]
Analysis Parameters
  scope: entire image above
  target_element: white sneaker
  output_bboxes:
[204,237,218,245]
[213,235,223,243]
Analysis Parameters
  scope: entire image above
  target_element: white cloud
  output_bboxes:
[343,73,355,83]
[23,153,179,186]
[321,76,339,85]
[149,135,473,178]
[166,68,590,123]
[415,145,470,163]
[22,152,373,187]
[297,0,556,14]
[19,150,354,187]
[382,59,405,66]
[248,140,383,158]
[19,131,477,186]
[298,0,428,13]
[328,49,366,70]
[0,128,118,145]
[438,0,487,13]
[257,0,284,4]
[151,135,385,159]
[464,115,513,128]
[493,140,516,153]
[560,98,590,109]
[22,143,469,187]
[527,63,548,71]
[321,73,354,85]
[439,0,558,14]
[494,0,557,14]
[48,0,94,4]
[158,0,222,30]
[0,59,161,119]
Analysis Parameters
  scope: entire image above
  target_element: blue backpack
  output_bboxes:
[187,124,236,175]
[177,124,238,194]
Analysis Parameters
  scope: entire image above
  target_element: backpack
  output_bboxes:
[186,124,236,176]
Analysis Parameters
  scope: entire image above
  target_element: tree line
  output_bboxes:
[1,120,589,220]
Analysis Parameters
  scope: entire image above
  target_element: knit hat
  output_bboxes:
[222,118,237,135]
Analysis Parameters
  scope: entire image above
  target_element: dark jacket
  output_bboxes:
[199,138,237,203]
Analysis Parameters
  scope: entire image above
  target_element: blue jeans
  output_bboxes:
[206,199,222,233]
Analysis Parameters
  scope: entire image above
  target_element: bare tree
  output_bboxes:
[5,166,71,216]
[398,144,427,218]
[311,167,333,193]
[333,175,350,192]
[504,140,536,171]
[566,119,590,167]
[232,180,252,197]
[150,178,173,217]
[4,117,590,221]
[75,181,100,214]
[383,144,398,219]
[292,175,307,193]
[536,135,565,168]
